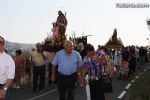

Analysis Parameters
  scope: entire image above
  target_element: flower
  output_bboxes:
[43,33,66,52]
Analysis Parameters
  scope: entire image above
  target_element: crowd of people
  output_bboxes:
[0,34,149,100]
[0,11,149,100]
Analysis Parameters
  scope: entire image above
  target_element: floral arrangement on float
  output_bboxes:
[105,28,124,49]
[44,34,66,52]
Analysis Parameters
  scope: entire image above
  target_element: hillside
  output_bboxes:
[5,41,35,54]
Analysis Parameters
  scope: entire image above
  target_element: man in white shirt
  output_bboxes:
[0,36,15,100]
[31,43,45,92]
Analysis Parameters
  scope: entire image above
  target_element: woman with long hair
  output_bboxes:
[13,49,26,89]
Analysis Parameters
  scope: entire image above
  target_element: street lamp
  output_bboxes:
[147,18,150,31]
[147,18,150,47]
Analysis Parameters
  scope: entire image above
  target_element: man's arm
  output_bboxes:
[6,56,15,88]
[51,53,58,82]
[77,65,88,86]
[0,79,13,99]
[51,64,56,82]
[0,56,15,99]
[3,79,13,90]
[76,52,84,86]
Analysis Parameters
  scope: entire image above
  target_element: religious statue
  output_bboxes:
[112,28,117,43]
[56,11,67,36]
[51,10,67,41]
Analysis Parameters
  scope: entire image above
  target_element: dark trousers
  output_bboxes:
[89,79,105,100]
[33,65,46,91]
[48,63,52,85]
[129,58,136,77]
[57,72,77,100]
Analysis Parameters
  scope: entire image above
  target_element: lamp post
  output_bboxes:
[147,18,150,31]
[147,18,150,47]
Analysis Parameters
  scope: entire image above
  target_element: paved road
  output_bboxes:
[8,64,149,100]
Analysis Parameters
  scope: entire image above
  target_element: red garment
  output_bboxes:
[14,56,26,81]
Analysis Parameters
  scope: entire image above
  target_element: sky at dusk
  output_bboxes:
[0,0,150,48]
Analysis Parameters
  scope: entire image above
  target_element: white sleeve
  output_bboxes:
[6,56,15,79]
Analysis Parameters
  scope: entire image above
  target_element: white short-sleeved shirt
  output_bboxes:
[0,52,15,84]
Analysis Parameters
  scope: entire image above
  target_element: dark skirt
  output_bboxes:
[89,79,105,100]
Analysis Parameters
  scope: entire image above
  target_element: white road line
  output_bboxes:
[117,67,150,99]
[117,91,126,99]
[28,89,58,100]
[135,76,139,79]
[131,80,135,83]
[125,83,131,90]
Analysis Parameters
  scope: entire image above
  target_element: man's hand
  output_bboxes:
[80,78,87,87]
[77,73,82,86]
[51,74,56,83]
[0,89,6,99]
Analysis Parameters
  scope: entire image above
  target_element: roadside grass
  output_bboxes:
[128,70,150,100]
